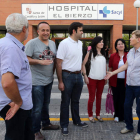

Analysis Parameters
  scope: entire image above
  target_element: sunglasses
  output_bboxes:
[46,46,50,55]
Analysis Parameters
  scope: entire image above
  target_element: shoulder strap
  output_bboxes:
[88,50,92,61]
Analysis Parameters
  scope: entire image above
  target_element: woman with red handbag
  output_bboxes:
[82,36,106,123]
[109,38,128,122]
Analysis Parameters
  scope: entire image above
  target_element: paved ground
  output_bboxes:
[0,120,139,140]
[0,73,138,140]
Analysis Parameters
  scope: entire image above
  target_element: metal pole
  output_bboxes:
[136,8,139,30]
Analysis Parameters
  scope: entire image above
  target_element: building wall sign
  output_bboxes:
[22,4,124,20]
[22,4,48,20]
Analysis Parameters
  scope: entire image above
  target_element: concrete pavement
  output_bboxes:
[0,74,138,140]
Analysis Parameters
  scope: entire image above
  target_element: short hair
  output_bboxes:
[114,38,127,52]
[6,13,28,33]
[37,22,50,30]
[68,22,83,35]
[132,30,140,38]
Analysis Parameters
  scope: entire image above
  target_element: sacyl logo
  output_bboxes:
[99,6,110,18]
[99,6,123,18]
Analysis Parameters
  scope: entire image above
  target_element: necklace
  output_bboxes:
[119,56,124,61]
[97,54,102,56]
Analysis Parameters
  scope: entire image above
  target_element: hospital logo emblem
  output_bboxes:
[99,6,110,18]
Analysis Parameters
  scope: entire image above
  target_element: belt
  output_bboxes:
[62,70,81,74]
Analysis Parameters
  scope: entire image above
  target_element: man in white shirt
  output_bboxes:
[56,22,88,136]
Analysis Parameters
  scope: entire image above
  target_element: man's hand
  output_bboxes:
[2,72,23,120]
[5,102,21,120]
[58,82,64,91]
[84,75,89,84]
[104,71,113,80]
[39,60,53,65]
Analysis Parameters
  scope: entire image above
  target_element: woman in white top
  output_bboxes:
[82,36,106,123]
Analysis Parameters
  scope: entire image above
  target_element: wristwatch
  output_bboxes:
[82,73,86,76]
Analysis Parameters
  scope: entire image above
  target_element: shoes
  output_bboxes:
[96,116,103,122]
[74,121,88,127]
[89,117,96,123]
[42,123,60,130]
[134,133,140,140]
[61,128,69,136]
[35,131,45,140]
[120,127,133,134]
[114,117,119,122]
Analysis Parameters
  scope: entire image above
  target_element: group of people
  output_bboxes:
[0,13,140,140]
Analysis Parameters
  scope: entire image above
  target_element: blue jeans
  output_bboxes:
[31,82,53,133]
[60,71,83,128]
[0,105,34,140]
[124,85,140,133]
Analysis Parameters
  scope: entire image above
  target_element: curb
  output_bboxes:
[0,117,138,121]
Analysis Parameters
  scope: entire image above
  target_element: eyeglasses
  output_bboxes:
[46,46,50,55]
[46,46,50,50]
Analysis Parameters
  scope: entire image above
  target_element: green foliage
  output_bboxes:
[50,33,58,39]
[50,33,52,39]
[0,34,5,38]
[85,41,92,47]
[53,33,58,37]
[85,33,96,38]
[122,34,129,40]
[122,34,131,50]
[62,33,69,38]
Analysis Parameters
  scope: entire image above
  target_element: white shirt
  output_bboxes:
[117,56,125,79]
[56,37,83,72]
[88,54,106,80]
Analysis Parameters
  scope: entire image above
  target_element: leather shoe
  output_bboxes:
[74,121,88,127]
[42,123,60,130]
[61,128,68,136]
[35,131,45,140]
[120,127,133,134]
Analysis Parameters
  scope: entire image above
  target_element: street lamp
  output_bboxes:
[134,0,140,30]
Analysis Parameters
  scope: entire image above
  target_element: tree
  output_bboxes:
[122,34,132,50]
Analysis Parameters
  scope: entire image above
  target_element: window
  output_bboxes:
[122,31,133,51]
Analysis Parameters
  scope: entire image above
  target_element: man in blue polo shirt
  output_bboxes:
[0,13,34,140]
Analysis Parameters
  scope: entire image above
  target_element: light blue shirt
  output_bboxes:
[0,33,33,111]
[127,47,140,86]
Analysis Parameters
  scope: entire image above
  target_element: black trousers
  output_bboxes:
[111,78,126,121]
[0,105,35,140]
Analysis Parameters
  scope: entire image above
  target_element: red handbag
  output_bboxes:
[105,88,114,115]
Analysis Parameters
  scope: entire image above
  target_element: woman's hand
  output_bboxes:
[104,71,113,80]
[84,75,89,84]
[105,80,107,85]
